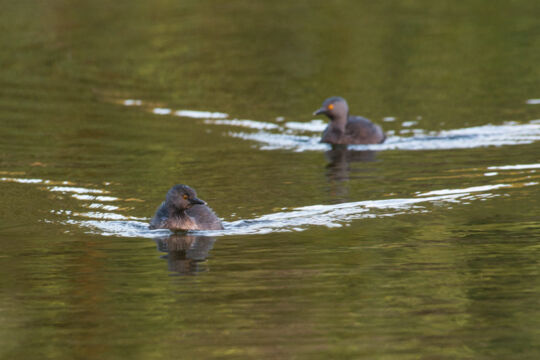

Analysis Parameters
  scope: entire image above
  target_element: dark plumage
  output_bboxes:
[314,97,386,145]
[149,184,224,231]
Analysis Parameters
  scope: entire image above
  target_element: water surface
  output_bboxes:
[1,1,540,359]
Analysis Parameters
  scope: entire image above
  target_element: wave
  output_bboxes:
[65,182,535,238]
[230,121,540,152]
[116,97,540,152]
[4,163,537,238]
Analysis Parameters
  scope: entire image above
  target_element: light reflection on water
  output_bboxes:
[228,121,540,151]
[2,163,537,238]
[120,98,229,119]
[117,98,540,152]
[2,0,540,357]
[65,178,486,237]
[154,234,216,275]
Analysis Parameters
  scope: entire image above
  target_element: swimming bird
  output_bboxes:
[314,97,386,145]
[149,184,224,231]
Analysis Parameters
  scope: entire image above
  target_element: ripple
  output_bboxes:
[48,186,106,194]
[71,194,118,201]
[118,98,228,119]
[152,108,172,115]
[487,163,540,170]
[4,173,536,238]
[284,120,327,132]
[174,110,228,119]
[230,121,540,152]
[205,119,280,130]
[402,121,418,127]
[87,203,119,211]
[114,97,540,152]
[76,212,144,220]
[230,131,326,151]
[1,177,44,184]
[123,99,143,106]
[69,182,534,238]
[416,184,510,197]
[65,219,164,238]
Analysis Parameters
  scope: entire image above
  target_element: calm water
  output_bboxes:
[1,1,540,359]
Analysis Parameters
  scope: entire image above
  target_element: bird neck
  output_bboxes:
[330,113,348,132]
[168,203,188,218]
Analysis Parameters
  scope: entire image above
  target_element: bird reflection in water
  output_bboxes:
[155,234,216,275]
[325,145,379,198]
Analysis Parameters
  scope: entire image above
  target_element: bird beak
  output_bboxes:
[189,197,206,205]
[313,107,326,116]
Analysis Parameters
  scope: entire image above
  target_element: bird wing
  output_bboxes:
[346,116,385,144]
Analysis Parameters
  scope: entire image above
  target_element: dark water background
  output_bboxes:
[1,1,540,359]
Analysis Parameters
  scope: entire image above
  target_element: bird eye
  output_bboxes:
[328,104,334,110]
[183,194,189,200]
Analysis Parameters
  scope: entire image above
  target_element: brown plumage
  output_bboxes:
[149,184,224,231]
[314,97,386,145]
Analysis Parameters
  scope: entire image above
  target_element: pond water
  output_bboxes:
[1,1,540,359]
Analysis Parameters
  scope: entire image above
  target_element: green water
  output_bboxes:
[1,1,540,359]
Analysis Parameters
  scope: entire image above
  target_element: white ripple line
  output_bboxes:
[487,164,540,170]
[69,183,522,238]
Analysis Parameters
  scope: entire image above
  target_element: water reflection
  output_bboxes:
[325,146,377,180]
[3,170,537,237]
[325,146,378,199]
[155,234,216,275]
[228,121,540,152]
[116,93,540,153]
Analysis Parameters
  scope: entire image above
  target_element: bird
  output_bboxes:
[149,184,224,231]
[313,96,386,145]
